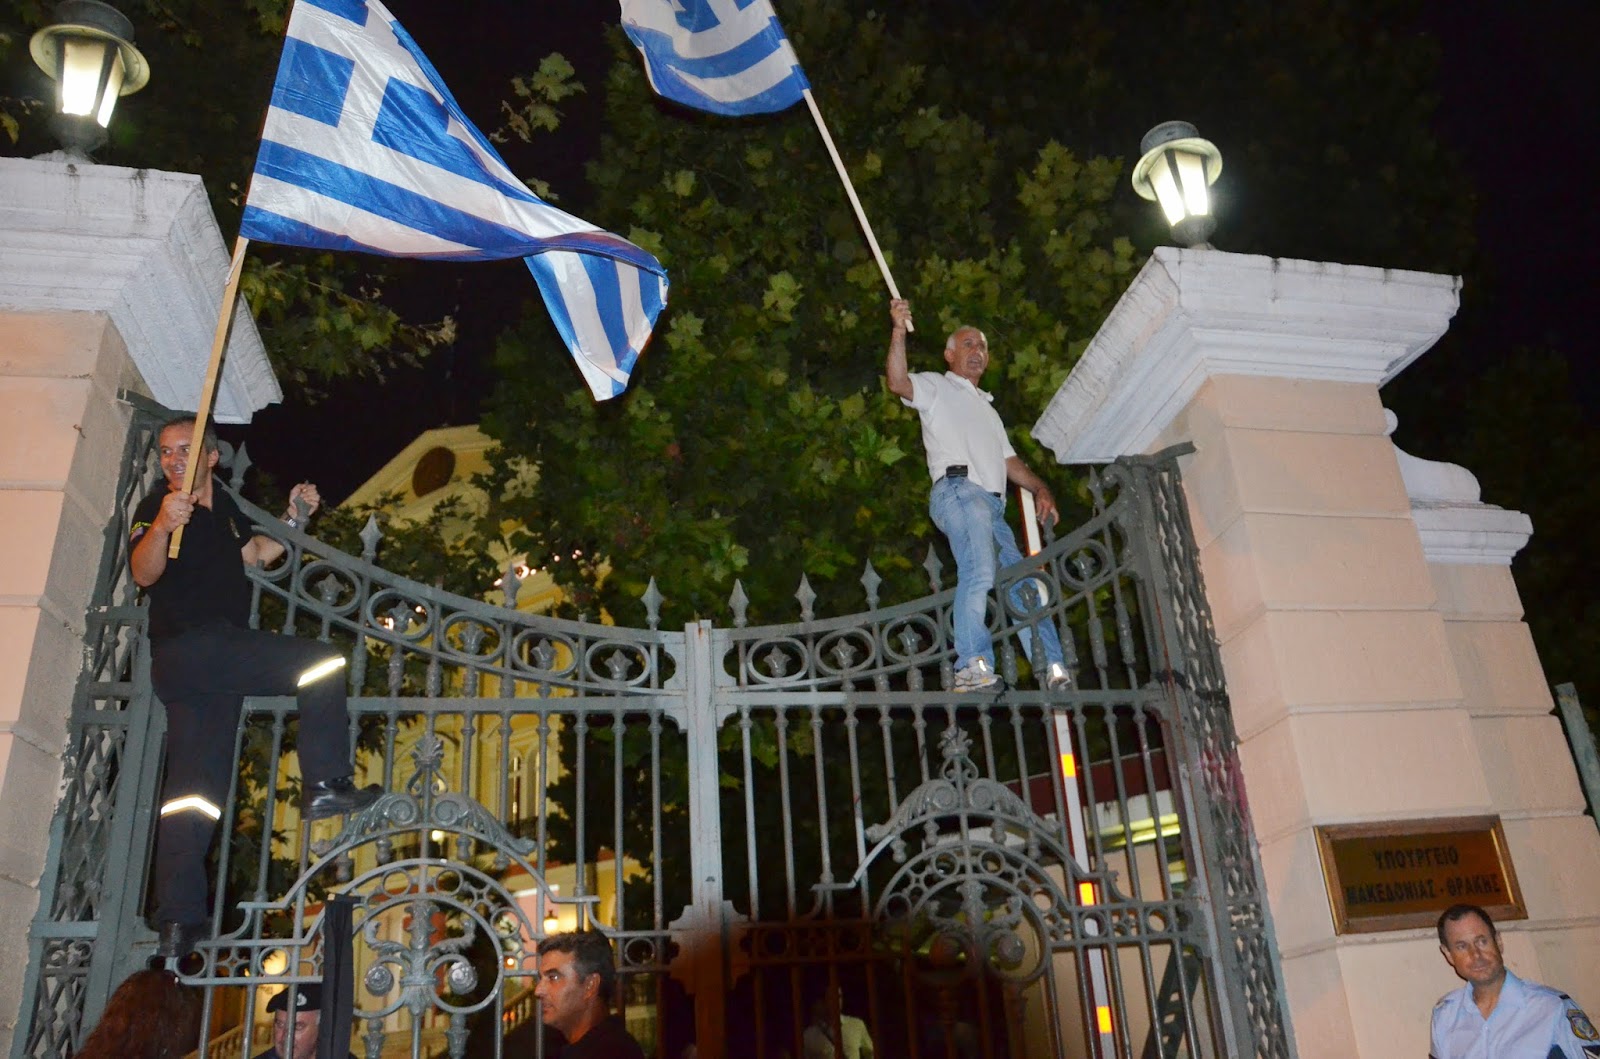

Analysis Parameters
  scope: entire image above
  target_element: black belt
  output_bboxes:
[941,466,1001,498]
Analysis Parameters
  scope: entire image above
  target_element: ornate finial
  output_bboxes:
[229,442,252,490]
[939,725,974,763]
[604,649,631,682]
[314,573,343,607]
[923,546,944,592]
[530,639,556,671]
[502,558,522,609]
[386,599,414,634]
[729,580,750,628]
[359,514,383,561]
[641,576,663,631]
[998,641,1018,686]
[860,560,882,610]
[405,733,447,796]
[795,574,816,622]
[761,645,791,679]
[1070,550,1097,582]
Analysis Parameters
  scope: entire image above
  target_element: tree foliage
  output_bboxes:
[480,0,1476,631]
[1,0,1485,622]
[481,3,1146,629]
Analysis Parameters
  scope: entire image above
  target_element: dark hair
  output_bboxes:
[158,414,219,454]
[537,930,618,1002]
[76,969,202,1059]
[1436,903,1496,947]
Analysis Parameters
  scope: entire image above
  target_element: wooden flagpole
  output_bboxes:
[168,235,252,558]
[800,88,912,331]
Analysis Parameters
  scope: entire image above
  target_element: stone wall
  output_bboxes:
[1034,247,1600,1058]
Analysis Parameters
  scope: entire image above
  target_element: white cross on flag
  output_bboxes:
[243,0,668,400]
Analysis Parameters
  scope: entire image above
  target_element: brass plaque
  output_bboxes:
[1314,816,1526,935]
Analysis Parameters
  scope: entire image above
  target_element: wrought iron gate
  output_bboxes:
[13,401,1296,1059]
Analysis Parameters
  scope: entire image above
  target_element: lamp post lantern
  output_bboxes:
[29,0,150,159]
[1131,120,1222,248]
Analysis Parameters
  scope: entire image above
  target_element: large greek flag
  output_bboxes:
[241,0,668,400]
[620,0,809,116]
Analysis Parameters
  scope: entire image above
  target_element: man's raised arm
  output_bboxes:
[242,481,321,569]
[885,298,915,400]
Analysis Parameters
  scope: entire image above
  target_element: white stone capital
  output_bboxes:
[1390,415,1533,565]
[0,157,279,422]
[1408,502,1533,565]
[1032,247,1460,462]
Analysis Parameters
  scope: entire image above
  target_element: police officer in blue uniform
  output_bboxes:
[131,416,380,960]
[1430,903,1600,1059]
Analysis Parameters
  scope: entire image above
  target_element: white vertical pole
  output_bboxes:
[1052,713,1117,1058]
[1032,497,1115,1053]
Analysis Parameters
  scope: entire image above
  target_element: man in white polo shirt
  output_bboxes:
[885,298,1069,692]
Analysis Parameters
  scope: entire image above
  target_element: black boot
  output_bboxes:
[303,777,382,821]
[155,921,208,960]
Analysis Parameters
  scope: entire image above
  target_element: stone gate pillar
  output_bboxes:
[0,156,277,1052]
[1032,247,1600,1059]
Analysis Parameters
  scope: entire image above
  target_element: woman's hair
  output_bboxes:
[75,969,202,1059]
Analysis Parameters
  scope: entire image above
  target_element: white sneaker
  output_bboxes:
[1044,662,1071,692]
[953,658,1001,692]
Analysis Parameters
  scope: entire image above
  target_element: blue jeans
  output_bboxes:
[929,476,1064,672]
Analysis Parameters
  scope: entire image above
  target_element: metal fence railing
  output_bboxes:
[14,401,1296,1059]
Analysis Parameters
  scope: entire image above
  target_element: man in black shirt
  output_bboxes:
[131,416,379,960]
[533,931,646,1058]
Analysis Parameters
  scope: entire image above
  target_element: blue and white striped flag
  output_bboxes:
[620,0,809,116]
[241,0,668,401]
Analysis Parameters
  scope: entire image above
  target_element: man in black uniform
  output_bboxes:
[253,984,357,1059]
[131,415,379,960]
[533,930,646,1058]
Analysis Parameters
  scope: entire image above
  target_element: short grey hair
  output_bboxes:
[944,325,987,351]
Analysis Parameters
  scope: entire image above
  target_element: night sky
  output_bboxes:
[1399,2,1597,425]
[232,2,1598,502]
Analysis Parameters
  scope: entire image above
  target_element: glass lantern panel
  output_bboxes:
[59,37,111,117]
[95,51,126,127]
[1153,153,1187,224]
[1177,150,1211,217]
